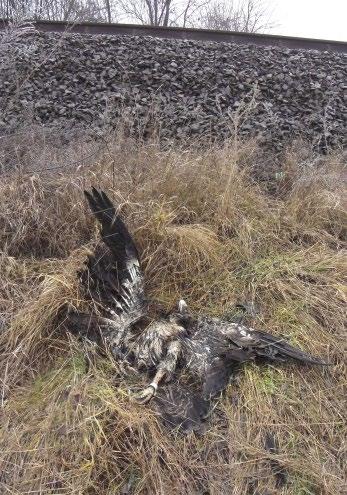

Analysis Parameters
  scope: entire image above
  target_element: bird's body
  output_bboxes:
[68,188,328,432]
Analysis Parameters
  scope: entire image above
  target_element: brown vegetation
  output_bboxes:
[0,134,346,494]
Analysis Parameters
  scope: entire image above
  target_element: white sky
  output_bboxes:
[270,0,346,41]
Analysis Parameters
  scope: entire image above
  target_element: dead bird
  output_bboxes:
[66,187,329,432]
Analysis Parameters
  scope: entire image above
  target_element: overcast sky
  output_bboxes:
[271,0,346,41]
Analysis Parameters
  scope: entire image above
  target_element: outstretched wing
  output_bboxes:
[82,187,146,326]
[185,317,329,401]
[225,323,329,365]
[196,318,329,366]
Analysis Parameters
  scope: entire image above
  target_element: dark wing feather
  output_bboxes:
[203,357,235,398]
[215,321,329,365]
[153,383,210,433]
[236,326,328,365]
[83,188,146,325]
[84,187,140,277]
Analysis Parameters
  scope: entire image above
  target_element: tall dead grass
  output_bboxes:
[0,135,346,494]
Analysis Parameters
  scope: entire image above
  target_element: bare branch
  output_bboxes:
[198,0,274,33]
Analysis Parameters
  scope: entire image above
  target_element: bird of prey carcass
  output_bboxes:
[67,188,328,432]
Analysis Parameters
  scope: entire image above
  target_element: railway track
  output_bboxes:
[1,19,346,53]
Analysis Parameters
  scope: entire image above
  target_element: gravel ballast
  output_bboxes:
[1,31,346,149]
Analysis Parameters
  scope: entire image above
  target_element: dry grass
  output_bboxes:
[0,135,346,494]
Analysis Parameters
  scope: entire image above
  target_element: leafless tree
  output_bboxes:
[198,0,274,33]
[0,0,273,29]
[104,0,111,22]
[0,0,113,22]
[115,0,211,27]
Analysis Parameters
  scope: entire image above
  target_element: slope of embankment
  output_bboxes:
[1,29,346,150]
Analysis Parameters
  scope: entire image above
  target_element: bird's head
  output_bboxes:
[167,299,194,329]
[178,299,188,314]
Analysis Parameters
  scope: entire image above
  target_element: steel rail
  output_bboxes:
[0,19,346,53]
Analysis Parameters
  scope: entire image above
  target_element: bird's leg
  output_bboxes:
[134,368,166,405]
[134,340,181,404]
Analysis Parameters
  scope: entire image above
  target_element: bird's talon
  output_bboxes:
[133,384,156,404]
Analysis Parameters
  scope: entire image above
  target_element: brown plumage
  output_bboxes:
[68,188,329,433]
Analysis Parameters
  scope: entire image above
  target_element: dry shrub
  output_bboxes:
[0,136,346,494]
